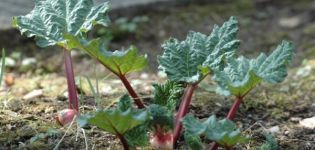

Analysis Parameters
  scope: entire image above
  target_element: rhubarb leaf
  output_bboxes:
[125,124,150,148]
[96,46,148,75]
[202,16,240,70]
[118,94,132,112]
[184,131,204,150]
[182,114,249,147]
[158,17,239,84]
[182,114,210,135]
[63,35,148,75]
[214,41,293,97]
[78,96,148,135]
[148,104,174,130]
[204,119,249,147]
[13,0,109,48]
[152,81,184,111]
[214,56,262,96]
[252,41,294,84]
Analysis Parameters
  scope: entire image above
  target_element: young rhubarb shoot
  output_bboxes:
[213,41,293,119]
[12,0,110,126]
[55,108,78,126]
[210,41,293,149]
[148,105,174,149]
[63,35,147,108]
[78,95,149,150]
[182,114,249,150]
[147,81,183,149]
[158,16,240,145]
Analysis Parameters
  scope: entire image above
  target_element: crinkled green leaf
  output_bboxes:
[13,0,109,48]
[63,35,148,75]
[78,96,148,135]
[205,119,249,147]
[182,114,249,147]
[158,17,239,84]
[125,124,150,148]
[214,41,293,97]
[152,81,184,111]
[182,114,211,135]
[202,17,240,70]
[118,94,133,112]
[184,131,204,150]
[148,104,174,130]
[252,41,294,83]
[214,56,262,96]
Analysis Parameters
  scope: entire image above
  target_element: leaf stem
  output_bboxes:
[227,96,243,119]
[173,84,197,146]
[226,147,233,150]
[118,75,145,109]
[209,96,243,150]
[117,133,130,150]
[64,49,79,111]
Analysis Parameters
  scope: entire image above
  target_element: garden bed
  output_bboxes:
[0,0,315,149]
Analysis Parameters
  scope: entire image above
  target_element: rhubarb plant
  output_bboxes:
[12,1,295,149]
[158,16,240,144]
[148,81,184,149]
[209,41,293,150]
[78,95,149,149]
[62,35,148,108]
[13,0,110,126]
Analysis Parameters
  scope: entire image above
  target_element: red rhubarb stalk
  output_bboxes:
[150,125,173,149]
[118,75,145,109]
[226,147,233,150]
[64,49,79,111]
[117,133,130,150]
[210,96,243,150]
[173,84,197,146]
[226,96,243,119]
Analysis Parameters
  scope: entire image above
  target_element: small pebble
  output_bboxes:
[101,85,114,95]
[140,73,149,79]
[300,117,315,129]
[267,126,280,134]
[23,89,43,100]
[290,117,302,123]
[278,16,301,29]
